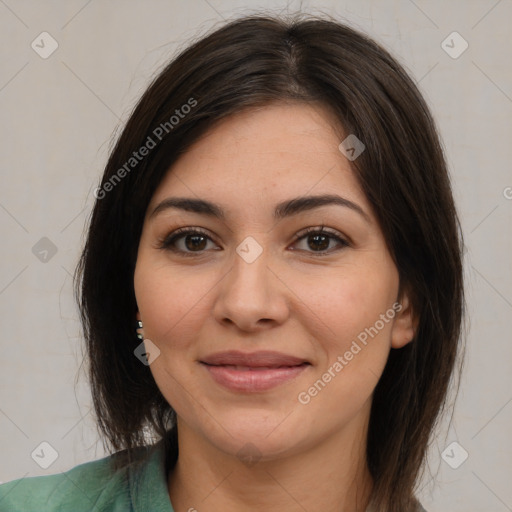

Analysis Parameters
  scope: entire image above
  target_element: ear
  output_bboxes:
[390,291,418,349]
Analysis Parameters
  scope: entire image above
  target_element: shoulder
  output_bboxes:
[0,446,152,512]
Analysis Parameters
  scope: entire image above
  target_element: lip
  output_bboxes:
[199,350,311,392]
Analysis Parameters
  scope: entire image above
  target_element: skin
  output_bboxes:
[134,102,416,512]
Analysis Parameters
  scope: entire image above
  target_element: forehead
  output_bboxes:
[185,101,344,161]
[149,102,368,213]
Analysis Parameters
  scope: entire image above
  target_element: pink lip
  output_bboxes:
[200,350,311,392]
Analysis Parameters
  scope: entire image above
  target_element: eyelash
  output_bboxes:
[158,225,350,257]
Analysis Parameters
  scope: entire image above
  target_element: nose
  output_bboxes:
[212,243,290,332]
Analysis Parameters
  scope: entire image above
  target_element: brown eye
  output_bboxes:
[183,234,208,251]
[292,227,349,255]
[306,233,330,251]
[160,228,219,256]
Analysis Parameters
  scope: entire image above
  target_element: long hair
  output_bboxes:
[75,14,465,511]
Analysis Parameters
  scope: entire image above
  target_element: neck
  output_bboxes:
[168,402,374,512]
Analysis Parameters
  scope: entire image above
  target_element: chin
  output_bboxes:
[212,429,303,463]
[184,406,310,461]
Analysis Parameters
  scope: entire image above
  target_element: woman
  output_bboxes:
[0,13,464,512]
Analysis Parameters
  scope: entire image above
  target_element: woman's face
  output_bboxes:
[134,102,414,460]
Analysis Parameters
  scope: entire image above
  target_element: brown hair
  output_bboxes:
[76,13,465,511]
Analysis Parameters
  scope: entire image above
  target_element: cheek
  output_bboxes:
[134,258,217,350]
[302,264,399,351]
[133,260,212,410]
[294,269,399,417]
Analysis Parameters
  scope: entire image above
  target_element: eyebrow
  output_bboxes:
[150,194,370,223]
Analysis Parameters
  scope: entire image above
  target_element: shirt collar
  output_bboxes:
[128,439,175,512]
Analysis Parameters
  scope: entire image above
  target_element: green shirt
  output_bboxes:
[0,441,173,512]
[0,441,427,511]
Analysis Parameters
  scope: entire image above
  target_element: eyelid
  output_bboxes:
[158,225,351,256]
[290,225,351,255]
[158,227,219,253]
[293,225,351,245]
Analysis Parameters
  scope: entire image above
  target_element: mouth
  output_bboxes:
[199,350,311,392]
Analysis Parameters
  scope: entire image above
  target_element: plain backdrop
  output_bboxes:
[1,1,511,511]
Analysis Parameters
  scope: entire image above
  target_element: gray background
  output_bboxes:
[1,1,511,511]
